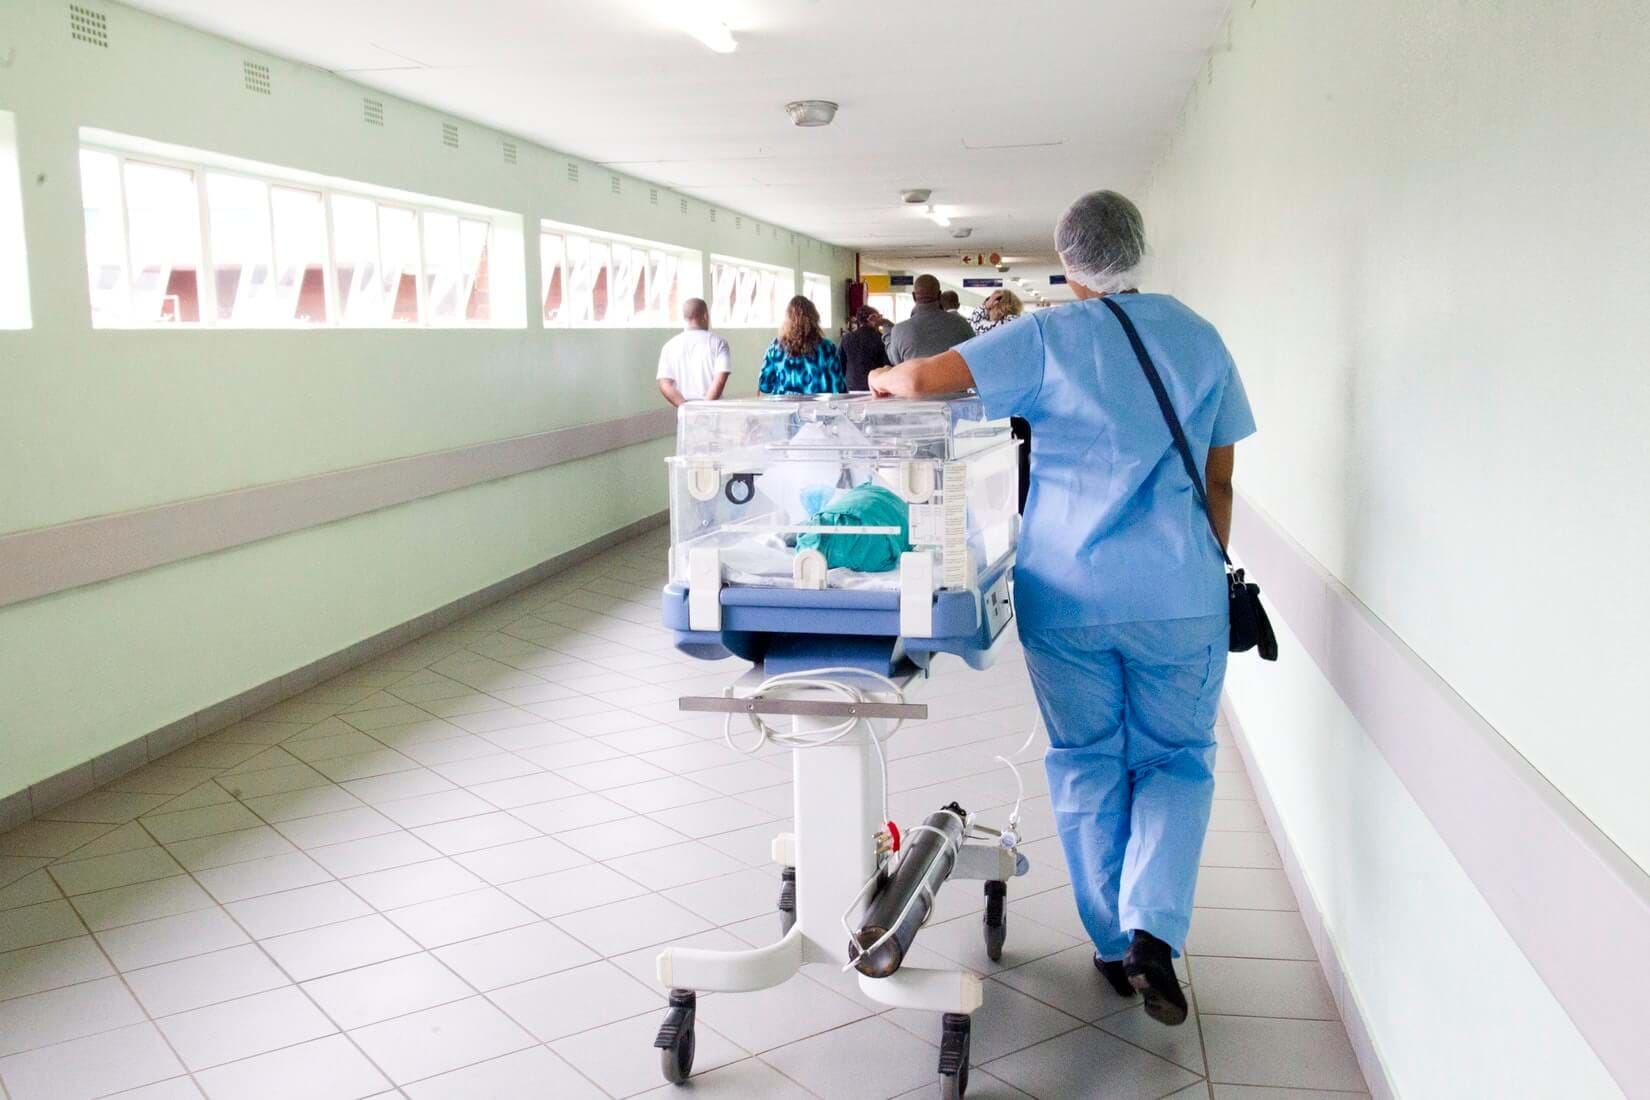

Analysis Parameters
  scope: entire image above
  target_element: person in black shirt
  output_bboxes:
[840,305,892,391]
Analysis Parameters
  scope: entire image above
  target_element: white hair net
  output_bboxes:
[1055,190,1146,294]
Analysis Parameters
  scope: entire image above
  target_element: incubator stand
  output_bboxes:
[651,395,1026,1098]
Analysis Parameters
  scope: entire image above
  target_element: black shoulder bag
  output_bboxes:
[1101,296,1279,661]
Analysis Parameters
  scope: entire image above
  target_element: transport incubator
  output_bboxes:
[652,395,1028,1098]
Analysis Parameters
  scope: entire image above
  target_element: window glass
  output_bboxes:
[709,256,795,328]
[80,149,128,325]
[331,193,380,323]
[803,272,832,328]
[422,210,463,322]
[207,174,271,322]
[378,205,420,324]
[540,220,699,328]
[541,231,566,323]
[459,218,490,322]
[1,112,31,329]
[271,187,328,323]
[123,160,202,323]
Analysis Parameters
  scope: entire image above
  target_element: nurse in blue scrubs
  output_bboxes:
[870,190,1255,1027]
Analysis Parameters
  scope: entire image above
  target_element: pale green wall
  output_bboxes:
[0,1,853,795]
[1144,0,1644,1092]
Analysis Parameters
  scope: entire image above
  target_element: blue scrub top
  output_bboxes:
[958,294,1256,629]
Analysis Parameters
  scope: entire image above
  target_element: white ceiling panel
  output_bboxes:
[123,0,1231,272]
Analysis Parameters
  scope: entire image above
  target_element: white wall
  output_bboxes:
[0,1,853,796]
[1145,0,1646,1094]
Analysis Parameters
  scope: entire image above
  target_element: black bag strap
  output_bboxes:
[1100,296,1232,567]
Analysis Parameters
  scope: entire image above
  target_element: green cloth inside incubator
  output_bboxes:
[795,483,912,573]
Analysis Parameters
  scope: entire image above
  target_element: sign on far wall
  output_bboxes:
[962,278,1003,288]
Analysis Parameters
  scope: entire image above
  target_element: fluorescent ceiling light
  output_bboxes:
[675,4,737,53]
[926,206,951,228]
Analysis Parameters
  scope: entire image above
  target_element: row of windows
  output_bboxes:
[45,133,838,333]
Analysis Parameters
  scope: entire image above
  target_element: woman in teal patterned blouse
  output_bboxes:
[758,296,846,395]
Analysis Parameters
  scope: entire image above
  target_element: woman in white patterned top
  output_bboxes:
[969,288,1025,335]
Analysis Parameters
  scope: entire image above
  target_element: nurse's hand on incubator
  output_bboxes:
[867,348,975,398]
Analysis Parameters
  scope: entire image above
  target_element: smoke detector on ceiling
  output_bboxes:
[950,227,973,239]
[786,100,838,127]
[900,189,932,205]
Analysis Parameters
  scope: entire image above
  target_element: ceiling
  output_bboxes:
[124,0,1229,292]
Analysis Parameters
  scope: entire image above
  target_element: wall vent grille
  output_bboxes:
[442,123,459,149]
[709,209,717,224]
[735,216,743,230]
[69,5,108,48]
[567,162,580,184]
[243,61,271,95]
[649,187,659,206]
[502,141,517,165]
[609,175,621,195]
[679,198,689,215]
[362,98,384,126]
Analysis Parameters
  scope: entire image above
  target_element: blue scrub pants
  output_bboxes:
[1020,614,1228,959]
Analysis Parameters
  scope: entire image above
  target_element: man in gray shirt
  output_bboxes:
[886,274,976,363]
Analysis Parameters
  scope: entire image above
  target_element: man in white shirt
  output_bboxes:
[656,299,731,406]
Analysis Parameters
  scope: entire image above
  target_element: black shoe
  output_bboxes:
[1123,931,1188,1026]
[1092,954,1136,998]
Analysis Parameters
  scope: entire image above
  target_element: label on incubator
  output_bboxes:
[941,462,968,588]
[909,504,944,546]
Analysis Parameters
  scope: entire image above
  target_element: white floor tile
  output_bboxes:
[260,913,421,981]
[647,797,778,840]
[1212,1086,1368,1099]
[125,943,290,1016]
[0,1021,182,1100]
[605,841,746,890]
[0,935,113,1000]
[1194,867,1299,912]
[552,893,711,956]
[386,887,537,949]
[302,952,474,1029]
[1188,956,1339,1020]
[889,979,1083,1065]
[433,920,596,990]
[983,1024,1201,1100]
[157,986,336,1070]
[1186,906,1316,961]
[241,785,364,824]
[761,1015,937,1100]
[193,851,331,904]
[552,1009,745,1099]
[96,907,250,971]
[47,846,183,897]
[661,867,783,926]
[635,1056,817,1099]
[1096,998,1210,1074]
[1201,1014,1366,1092]
[993,944,1139,1023]
[226,881,373,939]
[557,817,688,861]
[192,1033,390,1100]
[348,996,535,1085]
[140,802,264,844]
[273,806,400,849]
[487,959,662,1040]
[345,858,486,910]
[503,863,651,918]
[402,1046,605,1099]
[412,812,542,855]
[698,971,870,1053]
[166,826,298,872]
[509,792,633,833]
[99,1077,205,1098]
[917,907,1081,975]
[308,831,442,877]
[0,899,87,952]
[70,874,216,931]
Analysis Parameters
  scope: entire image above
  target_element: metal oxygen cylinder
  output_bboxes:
[849,803,967,978]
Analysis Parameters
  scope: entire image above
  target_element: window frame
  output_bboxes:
[77,133,519,331]
[538,218,702,330]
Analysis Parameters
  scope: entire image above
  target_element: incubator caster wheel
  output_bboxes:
[777,866,796,936]
[654,989,697,1085]
[982,880,1007,962]
[938,1012,971,1099]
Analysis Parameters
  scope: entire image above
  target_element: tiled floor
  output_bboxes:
[0,528,1370,1100]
